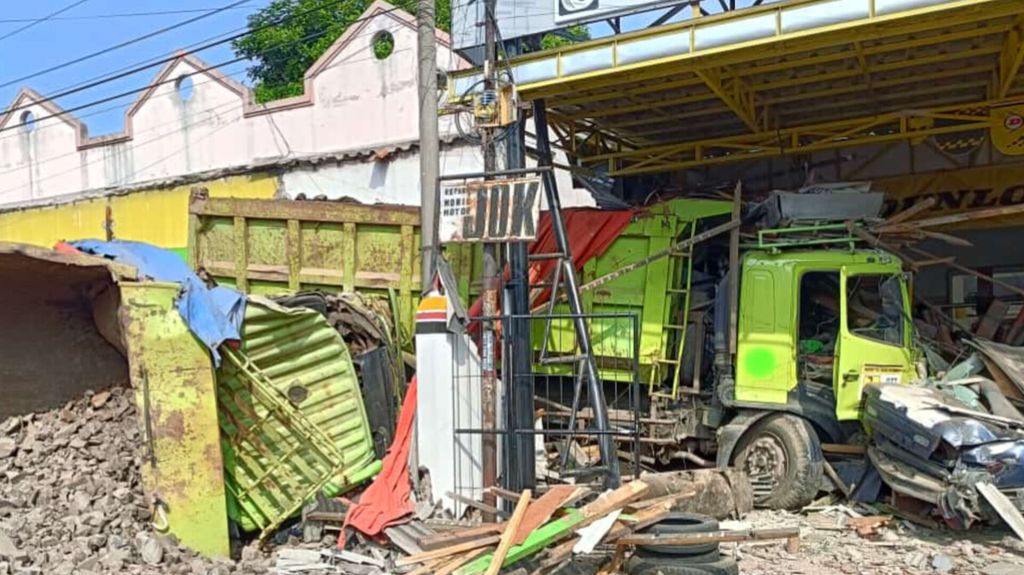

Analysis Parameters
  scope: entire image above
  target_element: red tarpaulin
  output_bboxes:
[467,208,636,319]
[341,377,418,543]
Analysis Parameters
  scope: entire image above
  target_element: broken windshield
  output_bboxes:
[846,274,904,346]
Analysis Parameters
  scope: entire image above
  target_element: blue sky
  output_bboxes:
[0,1,273,136]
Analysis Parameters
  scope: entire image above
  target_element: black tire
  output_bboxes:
[636,512,719,556]
[731,414,823,510]
[634,548,720,564]
[626,556,739,575]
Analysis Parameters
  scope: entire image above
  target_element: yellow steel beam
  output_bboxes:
[509,0,1022,96]
[565,90,716,121]
[608,118,992,175]
[521,15,1012,105]
[765,65,994,105]
[583,99,994,165]
[694,67,758,131]
[774,80,989,119]
[996,18,1024,97]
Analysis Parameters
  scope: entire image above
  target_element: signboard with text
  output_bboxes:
[439,178,543,243]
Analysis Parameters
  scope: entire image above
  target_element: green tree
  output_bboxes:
[540,25,589,50]
[234,0,451,103]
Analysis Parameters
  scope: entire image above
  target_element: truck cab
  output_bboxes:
[718,248,918,508]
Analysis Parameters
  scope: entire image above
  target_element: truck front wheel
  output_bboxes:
[731,414,823,510]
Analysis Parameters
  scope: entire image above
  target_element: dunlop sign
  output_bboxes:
[439,178,542,243]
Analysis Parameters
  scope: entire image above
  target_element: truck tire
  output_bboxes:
[635,512,719,556]
[626,556,739,575]
[731,414,823,510]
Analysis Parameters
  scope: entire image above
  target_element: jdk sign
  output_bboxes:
[439,178,542,243]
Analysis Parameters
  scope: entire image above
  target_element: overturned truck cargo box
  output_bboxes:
[0,243,231,558]
[216,297,382,539]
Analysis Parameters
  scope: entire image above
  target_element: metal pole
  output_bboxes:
[505,118,535,491]
[533,100,620,487]
[417,0,439,289]
[480,0,499,519]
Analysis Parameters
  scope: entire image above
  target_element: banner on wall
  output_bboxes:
[875,162,1024,230]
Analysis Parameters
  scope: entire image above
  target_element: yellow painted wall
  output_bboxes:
[0,174,278,256]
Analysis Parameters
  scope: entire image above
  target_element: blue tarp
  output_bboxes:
[70,240,244,366]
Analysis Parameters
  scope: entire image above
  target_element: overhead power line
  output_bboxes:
[0,0,354,116]
[0,0,254,91]
[0,0,91,43]
[0,7,255,23]
[0,8,405,136]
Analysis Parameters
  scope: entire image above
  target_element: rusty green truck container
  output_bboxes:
[187,193,730,383]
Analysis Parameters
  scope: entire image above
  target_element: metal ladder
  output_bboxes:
[649,221,697,400]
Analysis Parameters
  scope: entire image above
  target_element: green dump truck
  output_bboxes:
[190,192,918,509]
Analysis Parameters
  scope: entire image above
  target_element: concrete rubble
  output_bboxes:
[0,387,272,574]
[732,509,1024,575]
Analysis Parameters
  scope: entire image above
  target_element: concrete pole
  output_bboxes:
[417,0,439,290]
[480,0,500,520]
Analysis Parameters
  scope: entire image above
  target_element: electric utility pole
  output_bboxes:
[417,0,439,288]
[480,0,500,518]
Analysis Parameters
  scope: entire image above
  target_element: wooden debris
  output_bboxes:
[823,461,852,499]
[436,549,491,575]
[486,490,533,575]
[976,300,1010,339]
[418,523,505,551]
[821,443,866,455]
[446,491,510,519]
[512,485,582,545]
[618,526,800,547]
[883,197,936,226]
[456,480,649,575]
[847,516,892,538]
[395,535,501,567]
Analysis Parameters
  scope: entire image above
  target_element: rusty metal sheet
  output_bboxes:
[118,282,231,558]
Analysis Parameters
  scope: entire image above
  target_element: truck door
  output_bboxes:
[834,270,914,420]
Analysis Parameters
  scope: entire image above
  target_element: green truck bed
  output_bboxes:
[188,194,731,383]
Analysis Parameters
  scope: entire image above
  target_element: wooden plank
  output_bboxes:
[436,549,490,575]
[823,460,852,499]
[395,535,501,567]
[883,197,936,225]
[512,485,581,545]
[446,491,510,519]
[456,480,649,575]
[486,490,533,575]
[878,203,1024,231]
[976,299,1009,340]
[624,487,697,512]
[821,443,866,455]
[979,356,1024,402]
[418,523,506,551]
[618,526,800,546]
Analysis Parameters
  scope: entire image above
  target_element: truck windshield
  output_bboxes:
[846,274,904,346]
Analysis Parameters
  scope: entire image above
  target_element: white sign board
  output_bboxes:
[439,178,543,243]
[452,0,685,52]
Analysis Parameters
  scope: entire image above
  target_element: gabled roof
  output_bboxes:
[0,1,460,149]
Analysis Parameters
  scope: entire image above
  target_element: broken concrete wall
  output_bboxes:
[0,245,130,418]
